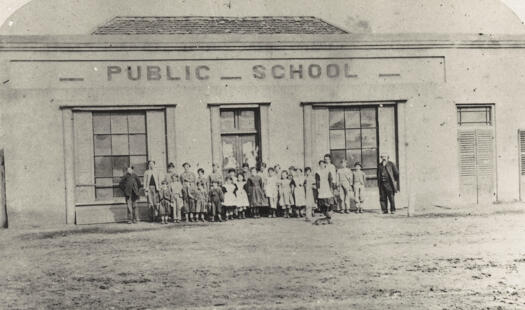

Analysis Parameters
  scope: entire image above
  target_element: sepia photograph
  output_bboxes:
[1,0,525,308]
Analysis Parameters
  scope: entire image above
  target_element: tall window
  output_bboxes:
[329,107,378,187]
[220,109,260,175]
[93,112,148,200]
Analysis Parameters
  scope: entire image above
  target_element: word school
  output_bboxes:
[106,63,356,81]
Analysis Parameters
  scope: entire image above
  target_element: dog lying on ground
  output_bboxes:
[313,217,332,225]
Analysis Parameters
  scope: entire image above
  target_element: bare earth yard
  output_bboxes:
[1,207,525,309]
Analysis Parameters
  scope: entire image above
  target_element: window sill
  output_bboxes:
[76,198,147,207]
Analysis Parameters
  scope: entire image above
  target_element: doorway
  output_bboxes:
[220,109,261,175]
[457,105,496,204]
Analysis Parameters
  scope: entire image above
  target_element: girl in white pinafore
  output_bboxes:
[235,173,250,219]
[222,177,237,220]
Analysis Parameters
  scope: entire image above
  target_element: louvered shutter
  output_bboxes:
[519,130,525,200]
[458,130,477,202]
[475,129,495,203]
[74,112,95,203]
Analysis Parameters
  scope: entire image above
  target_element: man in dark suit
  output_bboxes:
[119,166,142,223]
[377,153,399,214]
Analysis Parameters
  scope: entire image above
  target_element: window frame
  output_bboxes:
[457,105,493,127]
[220,108,261,174]
[92,111,149,201]
[328,106,380,187]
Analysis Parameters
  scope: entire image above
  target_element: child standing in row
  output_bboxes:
[223,176,237,220]
[293,168,306,217]
[235,173,249,219]
[353,162,367,213]
[181,162,197,222]
[304,167,316,221]
[265,167,278,218]
[195,181,207,222]
[158,180,172,224]
[337,159,354,213]
[247,167,266,218]
[169,174,184,223]
[279,170,294,218]
[208,180,224,222]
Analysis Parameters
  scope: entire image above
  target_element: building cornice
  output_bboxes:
[2,33,525,51]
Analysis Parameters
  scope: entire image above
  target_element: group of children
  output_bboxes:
[145,153,368,224]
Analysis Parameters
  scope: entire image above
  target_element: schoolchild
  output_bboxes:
[235,173,250,219]
[315,160,336,223]
[353,162,367,213]
[247,167,266,218]
[195,181,208,222]
[208,180,224,222]
[265,167,278,218]
[169,173,184,223]
[293,168,307,217]
[158,180,172,224]
[279,170,294,218]
[180,162,197,222]
[337,159,354,213]
[222,176,237,220]
[304,167,316,221]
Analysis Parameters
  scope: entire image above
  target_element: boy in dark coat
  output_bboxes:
[208,180,224,222]
[119,166,142,224]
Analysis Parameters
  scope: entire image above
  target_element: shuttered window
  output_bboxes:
[457,105,495,203]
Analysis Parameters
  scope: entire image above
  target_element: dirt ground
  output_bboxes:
[1,206,525,309]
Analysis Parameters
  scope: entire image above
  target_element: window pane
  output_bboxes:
[329,110,345,129]
[361,108,376,128]
[95,178,113,187]
[222,136,238,170]
[112,135,129,155]
[345,129,361,149]
[239,111,255,130]
[113,187,125,198]
[345,109,360,128]
[241,135,257,168]
[131,156,148,176]
[221,111,235,131]
[111,113,128,134]
[94,157,112,177]
[93,113,111,134]
[330,150,346,169]
[94,135,111,156]
[363,168,377,188]
[459,109,488,124]
[112,156,130,177]
[129,134,147,155]
[128,113,146,133]
[362,129,377,148]
[95,188,114,201]
[329,130,345,149]
[346,149,361,168]
[362,149,378,169]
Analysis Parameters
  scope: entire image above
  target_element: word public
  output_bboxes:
[106,63,355,81]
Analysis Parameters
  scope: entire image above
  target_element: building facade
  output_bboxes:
[2,16,525,226]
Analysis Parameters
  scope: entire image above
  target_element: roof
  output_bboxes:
[1,0,525,35]
[92,16,348,35]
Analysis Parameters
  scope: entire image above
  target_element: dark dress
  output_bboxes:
[247,174,267,207]
[158,187,172,216]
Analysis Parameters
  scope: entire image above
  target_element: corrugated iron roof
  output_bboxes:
[92,16,348,35]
